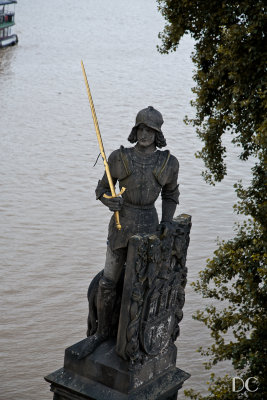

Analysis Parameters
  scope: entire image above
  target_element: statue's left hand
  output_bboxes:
[157,221,173,239]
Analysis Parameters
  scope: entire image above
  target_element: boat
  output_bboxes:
[0,0,18,48]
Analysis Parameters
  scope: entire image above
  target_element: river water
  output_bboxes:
[0,1,253,399]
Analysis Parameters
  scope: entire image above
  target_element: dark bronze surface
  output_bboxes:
[45,109,191,399]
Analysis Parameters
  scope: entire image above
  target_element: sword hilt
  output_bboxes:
[103,187,126,231]
[103,187,126,199]
[114,211,122,230]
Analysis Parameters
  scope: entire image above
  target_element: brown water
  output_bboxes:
[0,1,253,399]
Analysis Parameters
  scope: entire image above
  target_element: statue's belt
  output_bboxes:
[123,201,156,210]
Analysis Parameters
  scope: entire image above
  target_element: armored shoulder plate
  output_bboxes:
[153,150,171,186]
[119,146,134,179]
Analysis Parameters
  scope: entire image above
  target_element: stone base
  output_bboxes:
[45,338,190,400]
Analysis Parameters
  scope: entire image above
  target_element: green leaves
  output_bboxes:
[157,0,266,183]
[157,0,267,398]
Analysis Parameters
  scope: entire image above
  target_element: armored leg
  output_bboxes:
[79,247,127,359]
[96,276,117,337]
[104,245,127,283]
[78,276,116,358]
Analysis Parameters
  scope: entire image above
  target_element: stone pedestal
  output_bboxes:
[45,338,190,400]
[45,215,192,399]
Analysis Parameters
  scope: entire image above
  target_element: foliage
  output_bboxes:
[188,220,267,399]
[157,0,267,398]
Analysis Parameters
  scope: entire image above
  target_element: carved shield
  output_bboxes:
[116,215,191,362]
[140,278,178,355]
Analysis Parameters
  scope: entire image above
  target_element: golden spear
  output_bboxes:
[81,60,125,230]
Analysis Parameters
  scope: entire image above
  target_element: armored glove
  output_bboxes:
[100,195,124,212]
[157,198,177,238]
[157,221,173,239]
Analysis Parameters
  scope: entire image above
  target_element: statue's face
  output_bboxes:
[137,124,156,148]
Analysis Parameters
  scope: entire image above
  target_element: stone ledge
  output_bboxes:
[45,365,190,400]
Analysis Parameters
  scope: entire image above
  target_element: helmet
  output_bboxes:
[133,106,164,133]
[128,106,166,147]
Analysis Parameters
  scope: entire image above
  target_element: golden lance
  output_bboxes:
[81,60,125,230]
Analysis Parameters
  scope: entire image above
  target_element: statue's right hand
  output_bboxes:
[100,195,124,212]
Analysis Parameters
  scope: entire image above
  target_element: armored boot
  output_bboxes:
[78,276,116,359]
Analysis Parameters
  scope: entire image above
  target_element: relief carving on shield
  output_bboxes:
[116,214,191,364]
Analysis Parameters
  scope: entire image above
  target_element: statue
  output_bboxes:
[45,63,191,400]
[79,105,180,358]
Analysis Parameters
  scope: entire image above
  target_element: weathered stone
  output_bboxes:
[45,108,191,398]
[45,215,191,399]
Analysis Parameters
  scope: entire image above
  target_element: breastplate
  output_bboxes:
[119,149,162,206]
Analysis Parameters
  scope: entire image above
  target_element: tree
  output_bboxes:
[157,0,267,398]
